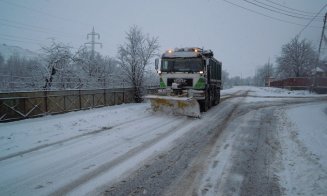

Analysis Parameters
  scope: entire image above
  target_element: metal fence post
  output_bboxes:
[44,91,48,113]
[92,93,95,108]
[79,89,82,109]
[123,90,125,103]
[104,89,106,106]
[23,98,26,117]
[63,95,66,111]
[114,92,116,105]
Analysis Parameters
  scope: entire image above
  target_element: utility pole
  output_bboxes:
[265,57,272,87]
[267,57,270,78]
[313,12,326,92]
[85,27,102,60]
[318,12,327,60]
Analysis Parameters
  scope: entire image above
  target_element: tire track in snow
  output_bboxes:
[194,99,326,195]
[50,117,190,195]
[0,114,154,162]
[164,92,245,196]
[0,115,186,196]
[103,92,249,196]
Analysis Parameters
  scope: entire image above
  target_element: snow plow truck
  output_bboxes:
[145,47,222,118]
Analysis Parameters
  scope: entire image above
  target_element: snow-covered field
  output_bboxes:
[0,86,326,195]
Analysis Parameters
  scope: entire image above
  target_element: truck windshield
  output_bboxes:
[161,58,203,73]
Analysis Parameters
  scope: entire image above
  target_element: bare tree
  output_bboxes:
[222,70,230,88]
[74,46,94,77]
[276,36,317,79]
[0,52,45,91]
[24,57,44,89]
[143,69,159,87]
[73,46,120,89]
[0,52,5,91]
[41,40,73,90]
[0,52,4,68]
[254,62,275,86]
[117,25,159,102]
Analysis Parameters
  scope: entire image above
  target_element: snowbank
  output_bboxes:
[277,103,327,195]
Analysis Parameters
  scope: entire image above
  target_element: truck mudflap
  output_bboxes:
[144,95,201,118]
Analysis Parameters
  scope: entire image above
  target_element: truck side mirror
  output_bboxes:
[155,58,159,70]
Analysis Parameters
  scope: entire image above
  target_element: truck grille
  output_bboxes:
[167,78,193,87]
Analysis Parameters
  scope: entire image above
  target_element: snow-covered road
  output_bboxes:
[0,87,326,196]
[0,104,194,195]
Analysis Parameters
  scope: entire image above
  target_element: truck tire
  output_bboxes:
[199,95,210,112]
[199,100,207,112]
[216,91,220,104]
[210,91,215,107]
[212,90,218,106]
[207,90,211,111]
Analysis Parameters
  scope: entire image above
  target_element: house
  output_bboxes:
[316,63,327,77]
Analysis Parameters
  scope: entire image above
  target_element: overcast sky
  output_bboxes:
[0,0,326,77]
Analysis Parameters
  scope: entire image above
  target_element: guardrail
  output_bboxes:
[0,87,159,122]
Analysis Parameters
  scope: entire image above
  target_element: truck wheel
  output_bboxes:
[216,91,221,104]
[212,92,217,106]
[210,93,216,107]
[199,99,209,112]
[205,95,210,111]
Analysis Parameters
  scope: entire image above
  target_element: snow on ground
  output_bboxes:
[0,86,257,159]
[198,86,327,195]
[0,86,326,195]
[1,85,299,159]
[223,86,319,97]
[277,103,327,195]
[248,86,315,97]
[222,86,325,103]
[0,102,198,195]
[0,103,152,159]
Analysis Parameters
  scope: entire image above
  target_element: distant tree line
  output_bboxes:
[222,36,325,88]
[0,26,159,102]
[253,36,325,86]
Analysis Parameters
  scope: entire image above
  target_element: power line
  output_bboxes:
[0,33,44,42]
[297,4,327,36]
[0,18,76,37]
[253,0,324,19]
[264,0,325,16]
[0,22,58,35]
[221,0,322,28]
[0,21,75,39]
[0,0,91,27]
[243,0,322,21]
[0,37,42,45]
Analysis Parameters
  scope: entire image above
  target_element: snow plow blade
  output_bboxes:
[144,95,201,118]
